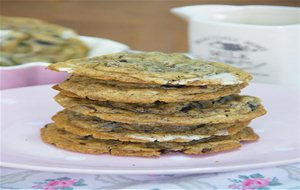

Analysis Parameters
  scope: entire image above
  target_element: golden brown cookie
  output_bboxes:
[57,75,248,103]
[48,52,252,86]
[52,110,249,143]
[54,93,266,126]
[41,124,259,157]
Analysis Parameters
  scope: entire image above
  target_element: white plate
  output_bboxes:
[1,84,299,174]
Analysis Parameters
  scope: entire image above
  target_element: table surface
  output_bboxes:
[1,164,300,189]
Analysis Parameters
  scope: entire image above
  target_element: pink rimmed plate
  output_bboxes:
[0,83,299,174]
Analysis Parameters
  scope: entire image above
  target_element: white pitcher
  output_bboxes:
[171,5,300,86]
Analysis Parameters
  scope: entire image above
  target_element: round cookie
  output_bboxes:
[41,124,259,157]
[54,93,266,126]
[48,51,252,86]
[57,75,248,103]
[0,16,89,66]
[52,110,249,143]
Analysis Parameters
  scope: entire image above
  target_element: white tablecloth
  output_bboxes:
[1,163,299,190]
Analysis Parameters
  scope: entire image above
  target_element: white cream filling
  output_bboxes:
[202,73,241,85]
[215,130,229,136]
[128,134,210,142]
[58,67,74,72]
[177,77,204,85]
[61,30,77,39]
[172,73,241,85]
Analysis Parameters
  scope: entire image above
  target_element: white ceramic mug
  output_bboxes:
[171,5,300,86]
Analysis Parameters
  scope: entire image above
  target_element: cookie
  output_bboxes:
[48,52,252,86]
[57,75,248,103]
[52,110,248,143]
[54,85,240,115]
[53,109,248,133]
[0,16,89,66]
[41,124,259,157]
[54,93,266,126]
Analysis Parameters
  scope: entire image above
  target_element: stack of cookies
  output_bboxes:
[42,52,266,157]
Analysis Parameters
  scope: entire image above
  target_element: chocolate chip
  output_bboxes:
[180,105,193,113]
[201,148,212,153]
[119,59,127,62]
[180,102,204,112]
[199,85,207,89]
[154,140,159,143]
[91,118,101,122]
[217,96,233,104]
[82,135,92,139]
[160,149,169,154]
[196,124,205,128]
[161,84,185,89]
[143,129,151,133]
[247,102,258,111]
[152,101,167,107]
[79,142,86,145]
[35,40,55,45]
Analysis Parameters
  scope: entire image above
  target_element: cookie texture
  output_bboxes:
[41,124,259,157]
[52,110,249,143]
[0,16,89,66]
[54,93,266,126]
[48,52,252,86]
[57,75,248,103]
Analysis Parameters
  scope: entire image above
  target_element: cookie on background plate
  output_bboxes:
[0,16,89,66]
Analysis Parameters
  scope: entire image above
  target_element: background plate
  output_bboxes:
[0,36,129,90]
[1,83,299,174]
